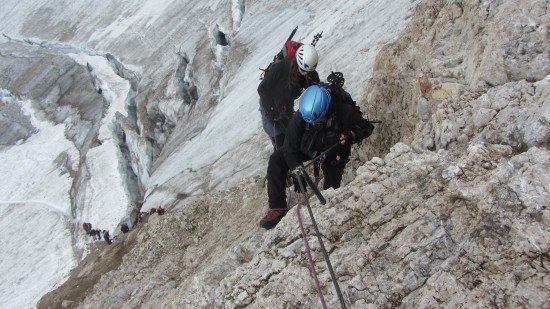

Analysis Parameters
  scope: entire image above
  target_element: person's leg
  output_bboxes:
[272,133,285,151]
[261,149,290,229]
[322,160,347,190]
[266,149,289,209]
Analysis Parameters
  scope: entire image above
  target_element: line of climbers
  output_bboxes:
[81,222,114,245]
[81,207,166,245]
[257,40,374,229]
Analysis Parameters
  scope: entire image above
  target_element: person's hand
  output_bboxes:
[340,130,356,145]
[291,165,304,177]
[340,133,351,145]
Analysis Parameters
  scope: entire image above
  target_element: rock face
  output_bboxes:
[39,0,550,308]
[360,0,550,158]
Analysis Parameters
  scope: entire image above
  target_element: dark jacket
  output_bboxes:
[258,57,319,126]
[104,231,112,244]
[283,92,374,170]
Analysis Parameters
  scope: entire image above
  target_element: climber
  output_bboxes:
[121,223,129,234]
[103,230,112,245]
[258,44,320,151]
[90,228,98,240]
[259,85,375,229]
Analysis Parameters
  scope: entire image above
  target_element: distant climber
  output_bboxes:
[137,212,143,223]
[82,222,92,234]
[103,230,112,245]
[157,207,165,215]
[90,228,98,240]
[121,223,129,233]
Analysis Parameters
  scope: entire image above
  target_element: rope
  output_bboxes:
[296,194,328,309]
[295,174,347,309]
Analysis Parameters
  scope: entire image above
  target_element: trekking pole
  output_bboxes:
[311,31,323,46]
[294,167,347,309]
[287,26,298,42]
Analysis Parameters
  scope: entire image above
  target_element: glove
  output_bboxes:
[291,165,304,177]
[340,131,355,145]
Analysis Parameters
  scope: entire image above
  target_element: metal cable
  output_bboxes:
[296,195,328,309]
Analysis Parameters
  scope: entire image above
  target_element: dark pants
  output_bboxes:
[270,134,285,151]
[267,149,291,209]
[321,160,347,190]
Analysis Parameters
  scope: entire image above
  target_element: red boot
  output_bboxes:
[259,208,288,229]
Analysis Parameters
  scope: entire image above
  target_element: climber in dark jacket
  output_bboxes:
[103,230,112,245]
[259,85,374,229]
[258,45,320,150]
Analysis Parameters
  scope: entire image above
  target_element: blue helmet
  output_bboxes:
[299,85,331,123]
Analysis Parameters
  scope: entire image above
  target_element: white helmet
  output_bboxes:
[296,45,318,72]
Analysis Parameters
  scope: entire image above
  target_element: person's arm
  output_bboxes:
[338,104,374,144]
[283,112,306,170]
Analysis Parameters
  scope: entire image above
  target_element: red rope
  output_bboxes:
[296,194,328,309]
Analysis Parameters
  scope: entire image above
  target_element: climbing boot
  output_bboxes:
[259,208,288,229]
